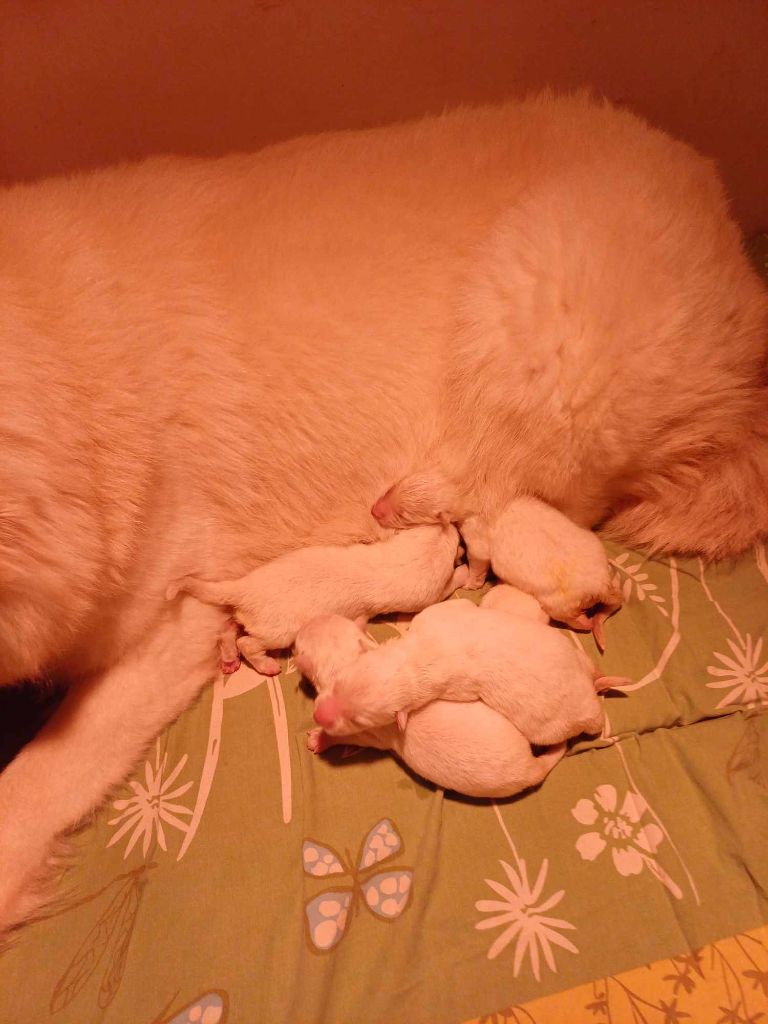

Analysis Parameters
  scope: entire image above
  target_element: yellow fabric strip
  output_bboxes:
[463,924,768,1024]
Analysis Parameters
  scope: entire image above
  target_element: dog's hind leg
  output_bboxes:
[0,597,226,939]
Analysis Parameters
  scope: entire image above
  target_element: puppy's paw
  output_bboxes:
[251,655,281,676]
[462,570,488,591]
[447,563,470,594]
[307,728,332,754]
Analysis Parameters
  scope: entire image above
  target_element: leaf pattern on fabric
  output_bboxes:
[49,870,146,1014]
[612,552,668,615]
[726,717,768,789]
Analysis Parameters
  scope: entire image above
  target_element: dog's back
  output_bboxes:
[2,93,766,688]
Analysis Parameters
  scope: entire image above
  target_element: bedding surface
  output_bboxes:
[1,537,767,1024]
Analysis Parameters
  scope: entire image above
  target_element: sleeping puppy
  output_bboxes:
[168,524,466,675]
[299,614,565,798]
[479,582,549,623]
[298,603,628,745]
[308,702,565,800]
[460,500,623,651]
[373,487,622,650]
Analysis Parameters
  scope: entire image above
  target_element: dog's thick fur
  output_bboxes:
[0,92,766,933]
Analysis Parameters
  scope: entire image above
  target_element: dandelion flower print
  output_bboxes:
[707,635,768,710]
[107,743,194,859]
[475,857,578,977]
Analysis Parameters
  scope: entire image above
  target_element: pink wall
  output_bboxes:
[1,0,766,231]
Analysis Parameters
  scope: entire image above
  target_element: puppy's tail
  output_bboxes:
[165,576,241,606]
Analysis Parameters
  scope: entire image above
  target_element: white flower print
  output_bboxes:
[572,783,682,898]
[107,743,194,859]
[611,552,668,616]
[475,857,578,976]
[707,635,768,710]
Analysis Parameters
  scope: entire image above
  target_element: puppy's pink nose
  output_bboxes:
[314,695,343,728]
[371,492,394,522]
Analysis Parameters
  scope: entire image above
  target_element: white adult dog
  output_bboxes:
[0,91,766,933]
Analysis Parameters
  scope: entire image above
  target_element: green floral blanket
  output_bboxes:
[2,539,767,1024]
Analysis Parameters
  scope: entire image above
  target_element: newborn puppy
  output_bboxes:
[301,603,626,743]
[479,583,549,624]
[167,524,466,675]
[372,476,621,648]
[461,499,622,649]
[308,701,566,799]
[297,615,565,798]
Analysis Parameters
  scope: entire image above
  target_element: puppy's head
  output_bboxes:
[313,677,406,737]
[293,615,374,691]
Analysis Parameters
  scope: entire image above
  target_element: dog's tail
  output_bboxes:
[602,416,768,560]
[165,576,241,606]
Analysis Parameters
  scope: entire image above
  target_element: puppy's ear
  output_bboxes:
[396,711,408,732]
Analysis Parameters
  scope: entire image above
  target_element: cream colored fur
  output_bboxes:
[461,500,622,641]
[169,524,464,674]
[0,91,766,934]
[303,601,566,799]
[305,602,606,743]
[479,584,549,624]
[308,703,565,800]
